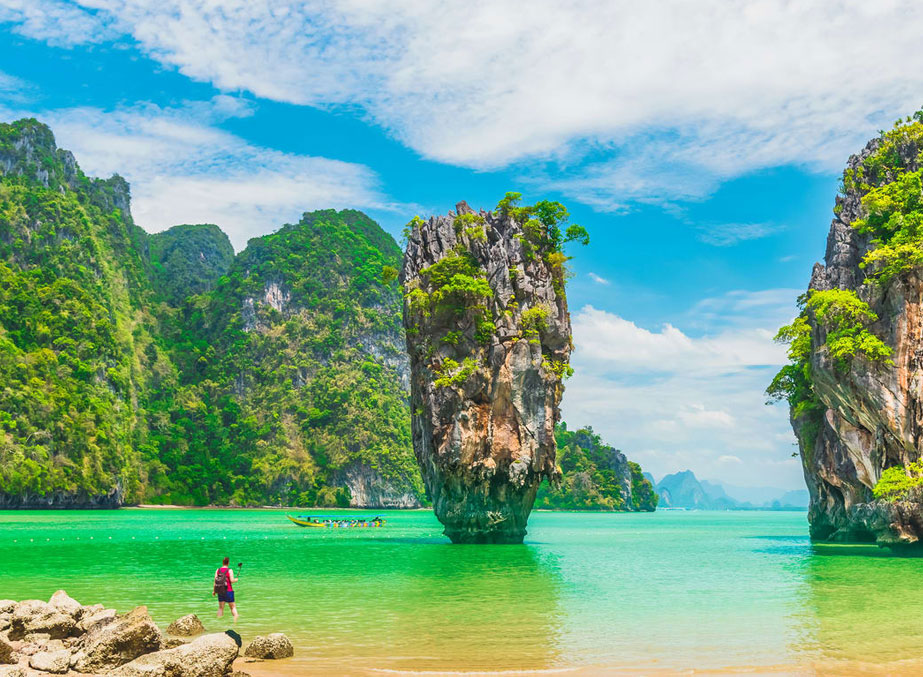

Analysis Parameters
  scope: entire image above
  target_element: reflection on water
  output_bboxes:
[793,542,923,675]
[4,509,923,675]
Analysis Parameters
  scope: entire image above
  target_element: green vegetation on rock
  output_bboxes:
[535,424,657,511]
[873,462,923,502]
[768,289,891,440]
[148,224,234,304]
[0,119,423,507]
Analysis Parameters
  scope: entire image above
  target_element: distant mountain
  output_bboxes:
[776,490,809,508]
[656,471,735,509]
[656,470,808,510]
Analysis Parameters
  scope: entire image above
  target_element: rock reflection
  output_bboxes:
[367,543,564,672]
[795,543,923,673]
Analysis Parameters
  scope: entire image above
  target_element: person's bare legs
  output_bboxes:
[217,601,225,619]
[228,602,238,623]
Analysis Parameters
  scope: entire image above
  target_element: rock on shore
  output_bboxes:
[0,591,278,676]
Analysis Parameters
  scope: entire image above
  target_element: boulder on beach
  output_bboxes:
[243,633,293,660]
[0,667,29,677]
[29,648,71,674]
[0,602,15,615]
[110,632,239,677]
[167,614,206,637]
[9,601,75,640]
[0,637,17,665]
[48,591,82,620]
[71,605,162,673]
[78,607,117,634]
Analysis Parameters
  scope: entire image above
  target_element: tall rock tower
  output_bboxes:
[401,196,581,543]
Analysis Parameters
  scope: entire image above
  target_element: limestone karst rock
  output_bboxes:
[401,198,577,543]
[780,117,923,547]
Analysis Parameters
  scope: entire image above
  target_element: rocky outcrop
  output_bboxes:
[111,632,239,677]
[243,633,293,659]
[166,614,206,637]
[0,592,264,676]
[401,200,574,543]
[792,124,923,547]
[71,605,162,673]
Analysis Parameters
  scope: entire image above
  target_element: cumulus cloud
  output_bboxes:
[4,0,923,210]
[561,291,804,487]
[28,98,391,249]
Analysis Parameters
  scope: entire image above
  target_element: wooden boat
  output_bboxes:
[286,515,327,528]
[286,514,386,528]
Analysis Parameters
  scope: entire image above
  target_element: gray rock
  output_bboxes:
[77,607,117,634]
[243,633,293,660]
[29,649,70,674]
[166,614,205,637]
[71,605,162,673]
[47,591,81,619]
[161,638,187,649]
[9,602,75,640]
[110,632,239,677]
[0,637,16,664]
[401,202,573,543]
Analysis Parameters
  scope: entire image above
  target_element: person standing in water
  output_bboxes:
[213,556,239,622]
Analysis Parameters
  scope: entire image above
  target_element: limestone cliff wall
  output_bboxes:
[798,134,923,546]
[401,201,573,543]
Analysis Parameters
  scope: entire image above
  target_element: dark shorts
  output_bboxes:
[218,590,235,603]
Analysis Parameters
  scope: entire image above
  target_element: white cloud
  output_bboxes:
[697,222,783,247]
[28,98,391,249]
[588,273,610,286]
[562,291,804,488]
[717,455,743,464]
[0,0,121,46]
[6,0,923,210]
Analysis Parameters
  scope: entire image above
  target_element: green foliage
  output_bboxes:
[402,215,424,243]
[535,424,657,511]
[0,119,426,508]
[148,224,234,304]
[873,462,923,502]
[433,357,479,388]
[520,305,549,336]
[495,192,590,254]
[840,116,923,285]
[806,289,892,368]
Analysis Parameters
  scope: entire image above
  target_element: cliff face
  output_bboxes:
[401,200,575,543]
[184,209,423,508]
[789,119,923,546]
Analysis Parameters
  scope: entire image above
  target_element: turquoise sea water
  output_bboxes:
[1,509,921,675]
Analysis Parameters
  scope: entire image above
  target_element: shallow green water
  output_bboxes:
[0,509,920,675]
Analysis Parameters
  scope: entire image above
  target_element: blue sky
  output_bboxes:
[3,1,923,490]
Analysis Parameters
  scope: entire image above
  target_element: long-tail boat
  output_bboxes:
[286,514,386,528]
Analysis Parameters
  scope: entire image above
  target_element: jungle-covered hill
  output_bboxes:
[0,118,655,509]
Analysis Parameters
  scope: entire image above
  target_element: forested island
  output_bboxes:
[0,118,656,511]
